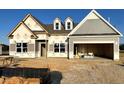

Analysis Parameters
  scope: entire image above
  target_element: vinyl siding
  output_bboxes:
[72,19,118,35]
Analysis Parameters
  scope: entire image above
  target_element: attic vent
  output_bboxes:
[27,23,31,27]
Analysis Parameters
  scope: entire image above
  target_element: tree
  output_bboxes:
[120,44,124,50]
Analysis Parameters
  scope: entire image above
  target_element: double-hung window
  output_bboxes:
[67,22,71,30]
[54,43,65,53]
[23,43,27,52]
[55,23,59,30]
[16,43,27,53]
[16,43,21,53]
[60,43,65,53]
[54,43,59,53]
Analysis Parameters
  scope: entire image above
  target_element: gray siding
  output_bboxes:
[69,36,118,42]
[72,19,118,35]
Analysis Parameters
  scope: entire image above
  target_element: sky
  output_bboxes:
[0,9,124,45]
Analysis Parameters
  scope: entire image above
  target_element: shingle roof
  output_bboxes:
[72,19,119,36]
[31,15,50,33]
[9,10,121,37]
[8,22,37,38]
[30,14,77,35]
[45,23,78,35]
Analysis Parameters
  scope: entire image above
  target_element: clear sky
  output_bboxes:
[0,9,123,45]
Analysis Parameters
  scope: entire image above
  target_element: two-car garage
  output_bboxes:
[74,43,113,59]
[68,36,120,61]
[68,10,121,61]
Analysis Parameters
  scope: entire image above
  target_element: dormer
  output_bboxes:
[65,17,73,30]
[53,18,61,30]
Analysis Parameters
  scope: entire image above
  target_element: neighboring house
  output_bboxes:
[8,10,122,60]
[0,44,9,55]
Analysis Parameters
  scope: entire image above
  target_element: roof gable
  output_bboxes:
[68,10,123,36]
[65,17,73,22]
[23,14,49,33]
[8,22,37,38]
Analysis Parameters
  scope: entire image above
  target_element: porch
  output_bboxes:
[35,40,48,58]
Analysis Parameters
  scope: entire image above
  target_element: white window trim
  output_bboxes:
[53,18,62,30]
[54,43,59,53]
[54,22,61,30]
[65,21,73,30]
[16,43,21,53]
[54,43,65,53]
[67,22,71,30]
[16,43,28,53]
[55,23,59,30]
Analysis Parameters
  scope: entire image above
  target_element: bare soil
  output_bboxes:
[0,53,124,84]
[0,77,41,84]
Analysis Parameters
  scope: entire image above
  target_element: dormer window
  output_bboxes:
[65,17,73,30]
[54,18,61,30]
[67,22,71,29]
[55,23,59,30]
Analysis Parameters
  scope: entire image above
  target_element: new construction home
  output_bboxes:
[8,10,122,60]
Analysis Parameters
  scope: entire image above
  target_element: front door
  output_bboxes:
[41,44,46,57]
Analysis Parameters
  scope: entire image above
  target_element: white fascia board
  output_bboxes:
[73,41,114,44]
[69,35,120,38]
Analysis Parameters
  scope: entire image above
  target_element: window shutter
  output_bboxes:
[10,44,16,51]
[28,44,34,52]
[35,43,39,52]
[49,44,53,52]
[65,43,68,52]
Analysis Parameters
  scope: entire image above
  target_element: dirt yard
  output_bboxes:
[1,53,124,84]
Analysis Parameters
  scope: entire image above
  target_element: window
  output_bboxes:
[55,23,59,30]
[16,43,27,53]
[54,43,59,52]
[60,43,65,53]
[16,43,21,53]
[54,43,65,53]
[67,22,71,29]
[23,43,27,52]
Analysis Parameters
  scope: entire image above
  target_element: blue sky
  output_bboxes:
[0,9,124,45]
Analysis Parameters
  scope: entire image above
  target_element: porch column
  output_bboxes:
[46,40,48,58]
[69,39,74,59]
[113,38,119,61]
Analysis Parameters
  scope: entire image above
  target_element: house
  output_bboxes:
[8,10,122,60]
[0,44,9,55]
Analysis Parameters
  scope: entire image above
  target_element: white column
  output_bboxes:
[69,39,74,59]
[113,38,119,61]
[34,40,36,58]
